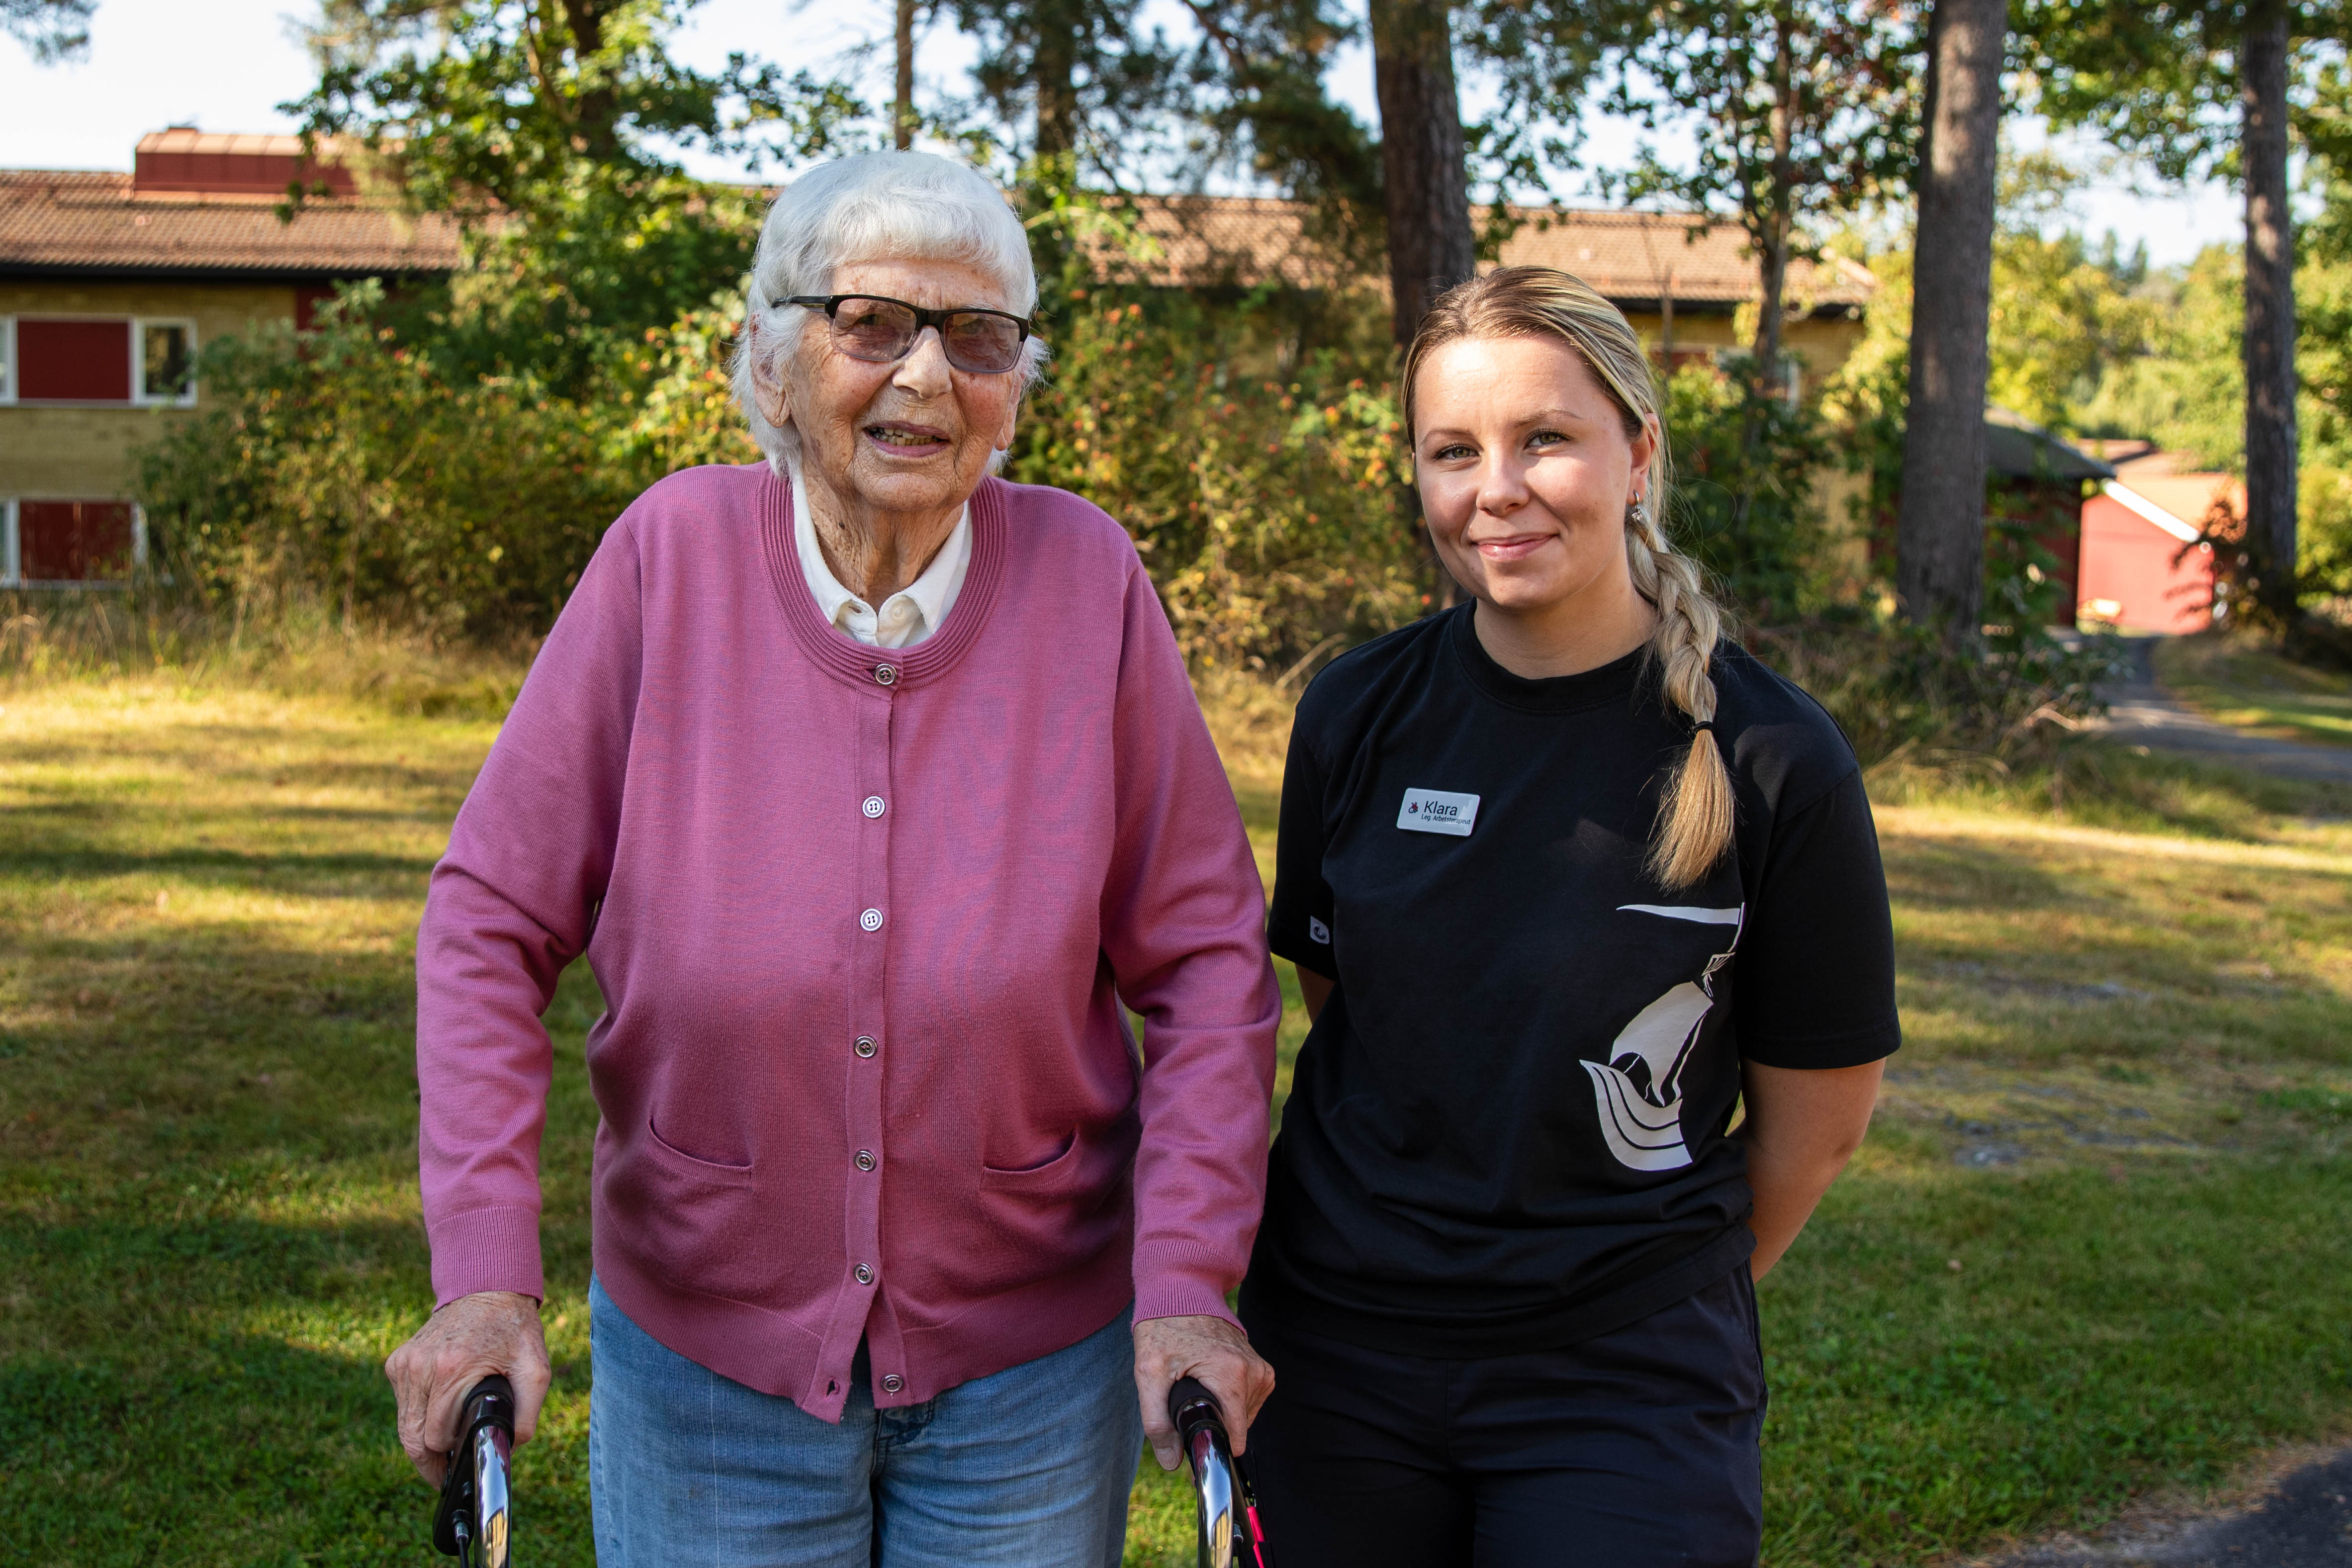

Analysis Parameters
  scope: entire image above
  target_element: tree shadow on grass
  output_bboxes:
[0,1332,593,1568]
[0,1212,596,1568]
[0,844,442,881]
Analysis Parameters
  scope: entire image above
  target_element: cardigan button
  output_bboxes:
[854,1263,874,1285]
[873,663,898,686]
[854,1035,877,1058]
[880,1374,905,1395]
[855,1149,876,1171]
[859,908,884,932]
[862,795,886,819]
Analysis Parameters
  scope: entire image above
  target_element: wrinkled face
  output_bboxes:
[752,257,1026,517]
[1412,334,1655,617]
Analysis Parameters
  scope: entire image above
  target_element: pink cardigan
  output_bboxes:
[416,463,1280,1422]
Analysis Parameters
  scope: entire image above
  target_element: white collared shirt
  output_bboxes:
[790,461,972,649]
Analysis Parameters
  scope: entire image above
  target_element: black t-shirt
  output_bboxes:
[1247,604,1900,1356]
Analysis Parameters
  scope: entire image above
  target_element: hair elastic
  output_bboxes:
[1689,719,1715,734]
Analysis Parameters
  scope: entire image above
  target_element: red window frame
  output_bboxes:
[3,499,144,585]
[0,315,197,405]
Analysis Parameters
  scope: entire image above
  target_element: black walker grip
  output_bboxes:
[432,1375,519,1557]
[465,1375,518,1437]
[1168,1376,1226,1448]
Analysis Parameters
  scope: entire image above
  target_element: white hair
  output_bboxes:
[730,151,1046,472]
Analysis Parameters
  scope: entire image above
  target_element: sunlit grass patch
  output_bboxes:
[2155,632,2352,747]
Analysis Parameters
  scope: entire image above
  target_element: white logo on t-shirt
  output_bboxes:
[1397,787,1480,836]
[1582,904,1745,1173]
[1308,917,1331,945]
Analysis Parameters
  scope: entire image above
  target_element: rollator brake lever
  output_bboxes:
[432,1374,515,1568]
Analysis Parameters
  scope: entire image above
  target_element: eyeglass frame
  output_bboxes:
[784,293,1036,374]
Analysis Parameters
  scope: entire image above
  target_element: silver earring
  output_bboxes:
[1627,498,1649,529]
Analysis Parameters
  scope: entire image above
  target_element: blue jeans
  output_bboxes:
[588,1278,1144,1568]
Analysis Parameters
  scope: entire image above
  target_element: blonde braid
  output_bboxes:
[1625,498,1734,889]
[1404,265,1736,891]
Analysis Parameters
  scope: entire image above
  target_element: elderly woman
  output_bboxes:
[384,151,1281,1567]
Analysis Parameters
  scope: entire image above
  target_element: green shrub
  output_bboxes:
[1751,613,2125,770]
[1007,291,1424,670]
[1665,362,1833,623]
[133,290,753,641]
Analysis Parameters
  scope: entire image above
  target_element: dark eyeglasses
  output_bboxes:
[787,293,1035,375]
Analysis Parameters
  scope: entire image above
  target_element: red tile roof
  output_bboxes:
[0,169,462,277]
[1089,194,1873,310]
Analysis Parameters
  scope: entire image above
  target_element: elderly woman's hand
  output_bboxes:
[385,1289,552,1487]
[1134,1314,1276,1470]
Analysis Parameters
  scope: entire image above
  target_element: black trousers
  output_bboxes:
[1240,1269,1766,1568]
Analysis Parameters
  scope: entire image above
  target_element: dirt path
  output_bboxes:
[1968,1446,2352,1567]
[2098,641,2352,784]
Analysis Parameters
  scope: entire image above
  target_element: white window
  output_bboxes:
[134,318,197,406]
[0,316,14,405]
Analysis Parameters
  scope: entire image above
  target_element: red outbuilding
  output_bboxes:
[2074,449,2237,635]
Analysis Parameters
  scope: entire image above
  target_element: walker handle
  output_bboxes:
[1167,1377,1272,1568]
[432,1375,516,1565]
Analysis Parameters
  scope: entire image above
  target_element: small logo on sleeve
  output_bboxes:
[1397,787,1479,837]
[1308,917,1331,944]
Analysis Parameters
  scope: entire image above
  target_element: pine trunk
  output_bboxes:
[1895,0,2003,637]
[895,0,917,150]
[2242,2,2299,622]
[1369,0,1475,349]
[1751,8,1797,385]
[1034,5,1080,160]
[559,0,622,159]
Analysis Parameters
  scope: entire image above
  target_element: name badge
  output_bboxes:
[1397,787,1479,836]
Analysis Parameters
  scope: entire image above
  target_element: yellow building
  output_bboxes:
[1099,195,1875,387]
[0,130,458,586]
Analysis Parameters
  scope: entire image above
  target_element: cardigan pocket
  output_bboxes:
[966,1115,1137,1291]
[598,1113,785,1306]
[645,1113,755,1176]
[981,1128,1083,1184]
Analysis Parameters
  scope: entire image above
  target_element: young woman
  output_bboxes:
[1242,267,1899,1567]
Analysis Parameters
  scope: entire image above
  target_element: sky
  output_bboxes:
[0,0,2248,268]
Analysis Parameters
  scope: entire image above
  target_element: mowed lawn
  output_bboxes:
[2,675,2349,1568]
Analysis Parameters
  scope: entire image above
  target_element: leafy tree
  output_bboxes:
[947,0,1180,164]
[0,0,90,63]
[1165,0,1384,272]
[1602,0,1921,385]
[1896,0,2005,638]
[290,1,860,219]
[283,0,866,389]
[2017,0,2352,621]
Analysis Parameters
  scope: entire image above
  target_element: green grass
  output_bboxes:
[2155,632,2352,747]
[2,674,2349,1566]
